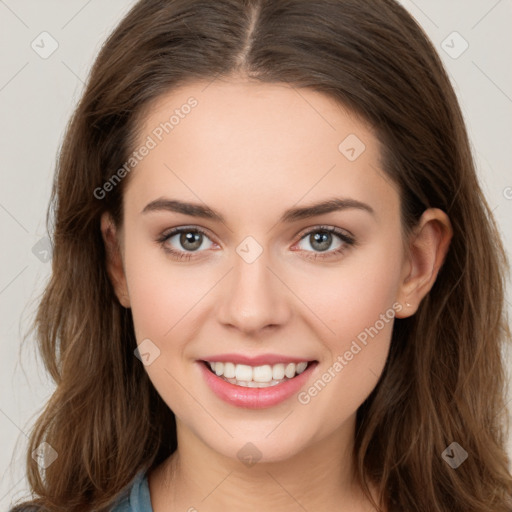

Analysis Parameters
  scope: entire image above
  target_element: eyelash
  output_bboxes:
[156,225,356,262]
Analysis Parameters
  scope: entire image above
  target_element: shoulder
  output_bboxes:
[8,471,151,512]
[110,470,152,512]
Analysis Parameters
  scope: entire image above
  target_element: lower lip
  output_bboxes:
[197,361,318,409]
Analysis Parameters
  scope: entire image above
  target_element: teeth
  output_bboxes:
[223,362,236,379]
[235,364,253,382]
[214,362,224,376]
[296,361,308,374]
[207,360,310,384]
[284,363,296,378]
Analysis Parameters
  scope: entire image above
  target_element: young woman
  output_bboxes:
[10,0,512,511]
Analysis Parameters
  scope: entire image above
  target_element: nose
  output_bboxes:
[216,249,292,335]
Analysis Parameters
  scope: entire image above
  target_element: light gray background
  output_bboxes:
[1,0,511,507]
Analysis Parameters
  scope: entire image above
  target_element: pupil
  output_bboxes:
[181,232,202,251]
[311,232,331,252]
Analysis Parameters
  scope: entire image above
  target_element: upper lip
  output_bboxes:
[199,353,316,366]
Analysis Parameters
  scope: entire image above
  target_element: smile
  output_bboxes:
[198,360,319,409]
[205,361,311,387]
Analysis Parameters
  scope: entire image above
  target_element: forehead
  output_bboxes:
[124,79,399,224]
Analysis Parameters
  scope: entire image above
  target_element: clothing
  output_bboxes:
[111,471,153,511]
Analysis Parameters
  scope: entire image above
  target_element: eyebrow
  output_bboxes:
[141,197,375,223]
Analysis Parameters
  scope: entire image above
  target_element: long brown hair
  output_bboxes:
[12,0,512,510]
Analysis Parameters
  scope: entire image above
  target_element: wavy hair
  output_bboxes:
[12,0,512,510]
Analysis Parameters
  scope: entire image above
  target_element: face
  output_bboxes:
[104,78,415,463]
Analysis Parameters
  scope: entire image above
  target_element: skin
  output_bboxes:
[101,77,452,511]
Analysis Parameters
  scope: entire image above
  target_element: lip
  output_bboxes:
[200,353,314,366]
[197,360,319,409]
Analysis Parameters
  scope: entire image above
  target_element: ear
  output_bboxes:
[100,212,131,308]
[395,208,453,318]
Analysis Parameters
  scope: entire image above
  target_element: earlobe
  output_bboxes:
[100,212,131,308]
[395,208,453,318]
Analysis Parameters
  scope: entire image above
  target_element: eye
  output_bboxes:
[157,225,355,262]
[294,226,355,260]
[157,226,216,260]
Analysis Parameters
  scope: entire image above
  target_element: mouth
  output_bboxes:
[198,358,319,409]
[200,359,318,388]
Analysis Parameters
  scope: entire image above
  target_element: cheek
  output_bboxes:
[122,237,210,346]
[295,232,404,342]
[291,233,403,415]
[122,241,210,410]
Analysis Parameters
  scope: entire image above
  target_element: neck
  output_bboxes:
[148,414,380,511]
